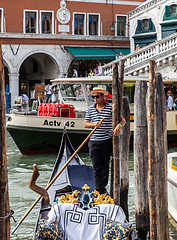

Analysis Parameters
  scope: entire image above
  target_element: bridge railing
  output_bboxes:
[102,32,177,76]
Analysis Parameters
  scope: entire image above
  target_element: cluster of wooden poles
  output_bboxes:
[111,60,169,240]
[0,40,169,240]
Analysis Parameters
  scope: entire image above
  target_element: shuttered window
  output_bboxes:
[89,15,99,35]
[116,16,126,36]
[41,12,52,34]
[163,5,177,20]
[74,14,85,35]
[25,12,37,33]
[136,19,154,33]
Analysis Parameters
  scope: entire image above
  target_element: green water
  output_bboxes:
[6,133,177,239]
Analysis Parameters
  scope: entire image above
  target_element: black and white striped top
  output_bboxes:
[85,103,113,141]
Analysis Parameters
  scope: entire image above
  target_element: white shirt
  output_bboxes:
[47,85,52,95]
[22,94,29,103]
[48,203,126,240]
[166,95,173,110]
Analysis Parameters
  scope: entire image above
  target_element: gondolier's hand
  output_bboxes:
[113,116,126,136]
[84,118,104,129]
[95,120,102,128]
[113,124,121,136]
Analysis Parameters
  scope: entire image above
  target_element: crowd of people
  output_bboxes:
[63,52,124,78]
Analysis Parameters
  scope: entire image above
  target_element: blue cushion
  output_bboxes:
[36,219,64,240]
[103,219,132,240]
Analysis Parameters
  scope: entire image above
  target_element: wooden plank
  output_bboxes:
[148,60,157,240]
[0,43,10,240]
[119,97,130,220]
[154,73,169,240]
[134,80,149,238]
[112,59,124,204]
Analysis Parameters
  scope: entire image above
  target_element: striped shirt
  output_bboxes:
[84,103,113,141]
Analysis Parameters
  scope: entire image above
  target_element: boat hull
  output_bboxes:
[168,152,177,222]
[7,110,177,154]
[168,178,177,222]
[7,114,90,154]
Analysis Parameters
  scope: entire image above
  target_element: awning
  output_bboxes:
[66,47,130,60]
[113,48,130,55]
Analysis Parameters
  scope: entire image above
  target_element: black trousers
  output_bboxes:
[88,138,112,194]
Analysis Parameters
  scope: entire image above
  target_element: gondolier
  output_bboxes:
[84,87,126,194]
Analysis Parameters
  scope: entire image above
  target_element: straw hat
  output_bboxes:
[88,87,108,96]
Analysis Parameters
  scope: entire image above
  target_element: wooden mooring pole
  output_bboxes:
[154,73,169,240]
[148,62,169,239]
[148,60,157,240]
[134,80,149,239]
[112,59,124,205]
[119,97,130,220]
[0,43,10,240]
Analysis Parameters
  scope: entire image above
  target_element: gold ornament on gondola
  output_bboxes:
[56,185,114,207]
[57,190,80,205]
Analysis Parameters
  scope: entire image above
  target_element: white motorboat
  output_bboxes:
[168,152,177,222]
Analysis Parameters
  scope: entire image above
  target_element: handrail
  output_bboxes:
[102,32,177,76]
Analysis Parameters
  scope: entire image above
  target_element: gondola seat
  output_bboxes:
[37,219,64,240]
[36,185,139,240]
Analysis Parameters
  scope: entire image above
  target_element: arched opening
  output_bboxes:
[19,53,59,99]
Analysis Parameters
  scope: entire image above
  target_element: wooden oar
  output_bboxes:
[11,118,104,235]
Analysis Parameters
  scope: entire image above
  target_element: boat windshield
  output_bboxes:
[86,84,112,104]
[59,84,85,102]
[172,157,177,167]
[85,83,135,105]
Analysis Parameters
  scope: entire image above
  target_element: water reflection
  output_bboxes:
[6,133,177,239]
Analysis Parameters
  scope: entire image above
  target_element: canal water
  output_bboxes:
[6,132,177,240]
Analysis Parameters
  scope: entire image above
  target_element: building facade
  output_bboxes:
[129,0,177,51]
[0,0,145,106]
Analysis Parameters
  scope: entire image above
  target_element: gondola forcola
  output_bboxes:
[11,118,104,235]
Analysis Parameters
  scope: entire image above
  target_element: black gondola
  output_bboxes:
[33,130,96,239]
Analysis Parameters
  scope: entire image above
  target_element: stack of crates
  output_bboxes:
[37,103,75,118]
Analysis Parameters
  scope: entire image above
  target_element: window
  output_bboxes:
[59,84,85,102]
[170,5,177,15]
[142,19,149,30]
[163,5,177,20]
[88,14,99,35]
[74,14,85,35]
[41,12,53,34]
[25,11,37,33]
[116,15,127,36]
[136,19,154,34]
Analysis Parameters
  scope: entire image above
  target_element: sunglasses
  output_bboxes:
[92,95,101,99]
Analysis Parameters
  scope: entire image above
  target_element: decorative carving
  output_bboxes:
[60,0,66,8]
[82,184,90,191]
[57,7,70,24]
[92,190,114,206]
[56,185,114,208]
[57,190,80,205]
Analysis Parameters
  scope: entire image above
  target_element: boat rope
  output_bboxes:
[0,209,16,222]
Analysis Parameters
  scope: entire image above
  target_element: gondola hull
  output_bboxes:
[33,131,95,239]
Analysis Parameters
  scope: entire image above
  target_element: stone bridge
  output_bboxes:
[102,32,177,80]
